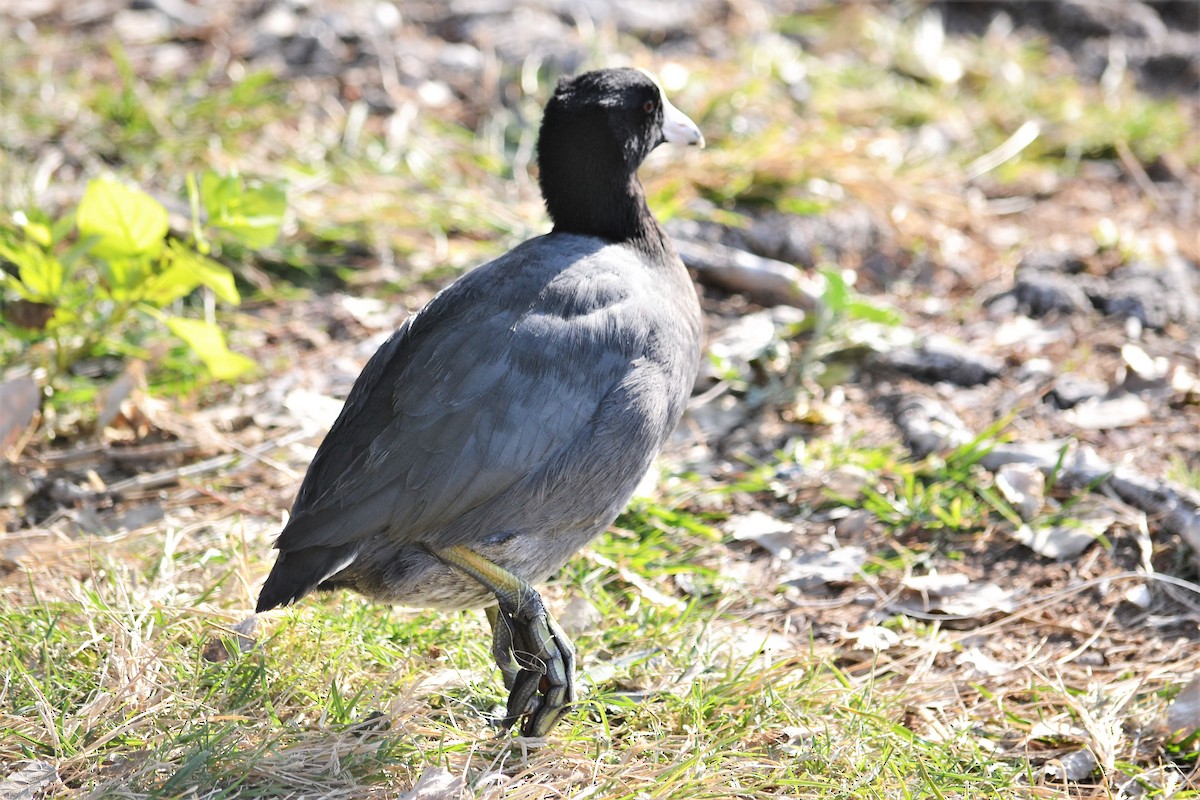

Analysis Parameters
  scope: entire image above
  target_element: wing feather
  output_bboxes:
[274,235,641,553]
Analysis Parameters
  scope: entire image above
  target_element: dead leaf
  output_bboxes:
[727,511,796,558]
[1121,343,1168,383]
[1008,502,1116,560]
[902,571,970,596]
[202,616,259,662]
[1062,394,1151,430]
[1044,748,1098,782]
[97,363,146,432]
[1164,674,1200,741]
[284,388,346,433]
[2,299,55,330]
[995,462,1045,521]
[902,581,1016,618]
[955,647,1015,677]
[0,761,58,800]
[557,596,601,637]
[783,546,867,590]
[0,376,40,459]
[850,625,899,651]
[399,767,465,800]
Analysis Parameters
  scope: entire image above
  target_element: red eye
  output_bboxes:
[643,100,656,113]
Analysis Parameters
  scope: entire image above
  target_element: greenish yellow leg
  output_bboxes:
[432,544,577,737]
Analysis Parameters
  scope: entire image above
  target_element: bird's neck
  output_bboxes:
[544,173,669,257]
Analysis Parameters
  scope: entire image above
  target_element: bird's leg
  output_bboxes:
[432,544,577,737]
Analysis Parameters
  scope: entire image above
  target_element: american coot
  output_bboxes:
[257,67,705,737]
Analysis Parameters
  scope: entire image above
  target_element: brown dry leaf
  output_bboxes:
[96,362,146,433]
[1164,673,1200,741]
[0,376,40,459]
[202,616,260,663]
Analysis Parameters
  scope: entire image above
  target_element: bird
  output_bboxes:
[256,67,705,737]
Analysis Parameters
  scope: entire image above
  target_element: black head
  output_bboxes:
[536,68,702,245]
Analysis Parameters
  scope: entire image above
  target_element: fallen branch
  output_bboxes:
[675,238,819,310]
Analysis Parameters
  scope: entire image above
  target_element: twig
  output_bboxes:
[105,429,311,498]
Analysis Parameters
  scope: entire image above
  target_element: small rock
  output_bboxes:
[1062,394,1152,429]
[1010,270,1093,318]
[1089,258,1200,330]
[1045,748,1098,782]
[1048,373,1109,409]
[872,339,1002,387]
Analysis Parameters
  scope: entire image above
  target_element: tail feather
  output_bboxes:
[256,543,360,613]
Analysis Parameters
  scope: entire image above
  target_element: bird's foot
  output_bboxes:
[490,592,576,737]
[434,545,577,737]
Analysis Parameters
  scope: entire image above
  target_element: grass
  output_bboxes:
[0,515,1036,798]
[3,2,1199,798]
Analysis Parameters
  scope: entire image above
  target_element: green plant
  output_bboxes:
[0,171,286,387]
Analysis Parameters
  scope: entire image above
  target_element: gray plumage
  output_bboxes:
[255,67,705,734]
[259,233,701,610]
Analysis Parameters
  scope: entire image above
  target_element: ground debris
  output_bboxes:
[202,615,260,662]
[0,761,58,800]
[870,337,1003,387]
[675,237,819,310]
[884,391,1200,568]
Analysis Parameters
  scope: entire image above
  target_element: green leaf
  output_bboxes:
[77,178,169,260]
[14,211,53,248]
[164,317,256,381]
[845,299,902,326]
[819,267,850,314]
[100,255,152,299]
[200,171,239,210]
[200,170,286,249]
[0,239,64,300]
[141,244,241,308]
[140,261,202,307]
[168,243,240,304]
